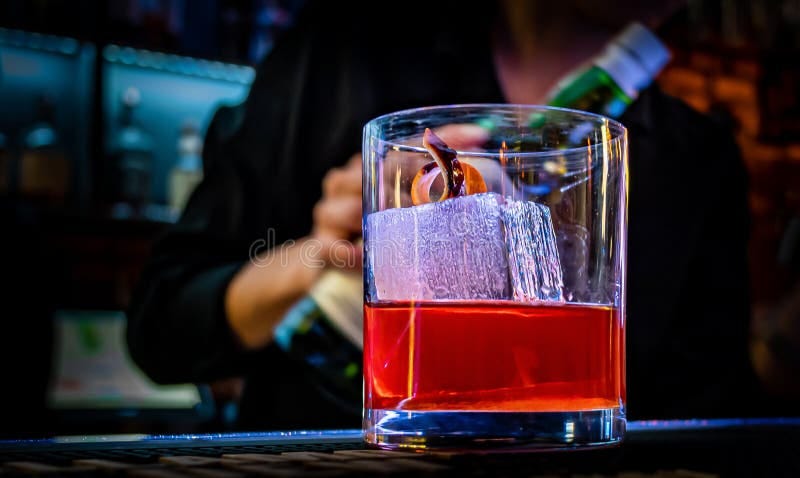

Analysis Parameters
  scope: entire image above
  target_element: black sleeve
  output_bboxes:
[674,108,757,416]
[624,88,758,419]
[127,3,360,383]
[124,149,253,384]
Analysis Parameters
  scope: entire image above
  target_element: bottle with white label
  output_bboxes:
[111,87,154,215]
[19,95,70,204]
[168,121,204,217]
[274,266,364,406]
[545,22,671,119]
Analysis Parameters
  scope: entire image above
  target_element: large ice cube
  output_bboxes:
[502,199,565,302]
[365,192,564,302]
[366,193,509,301]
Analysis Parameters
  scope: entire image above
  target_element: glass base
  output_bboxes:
[364,407,625,451]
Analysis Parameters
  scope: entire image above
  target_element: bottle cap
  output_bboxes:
[122,87,141,108]
[594,43,650,99]
[178,120,203,159]
[613,22,671,88]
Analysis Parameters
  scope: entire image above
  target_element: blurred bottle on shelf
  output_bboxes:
[168,121,204,217]
[109,87,154,218]
[18,94,70,205]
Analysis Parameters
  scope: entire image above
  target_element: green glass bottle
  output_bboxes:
[479,22,670,152]
[545,22,671,119]
[273,269,364,408]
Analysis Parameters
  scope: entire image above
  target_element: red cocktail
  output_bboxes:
[364,301,624,412]
[362,105,628,449]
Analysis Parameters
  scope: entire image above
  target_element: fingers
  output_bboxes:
[323,158,362,198]
[310,153,364,270]
[325,239,363,271]
[313,195,361,240]
[347,153,361,167]
[308,226,363,271]
[312,192,362,270]
[318,156,362,235]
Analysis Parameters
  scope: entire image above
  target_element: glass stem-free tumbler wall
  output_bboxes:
[362,105,628,450]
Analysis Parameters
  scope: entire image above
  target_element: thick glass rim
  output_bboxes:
[364,103,627,160]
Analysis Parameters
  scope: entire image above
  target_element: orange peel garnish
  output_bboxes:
[462,162,488,195]
[411,128,487,205]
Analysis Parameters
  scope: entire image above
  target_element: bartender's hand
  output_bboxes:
[310,153,363,270]
[225,154,363,350]
[226,128,492,350]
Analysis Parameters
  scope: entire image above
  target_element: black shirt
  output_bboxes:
[127,2,758,430]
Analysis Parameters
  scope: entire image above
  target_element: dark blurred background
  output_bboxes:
[0,0,797,437]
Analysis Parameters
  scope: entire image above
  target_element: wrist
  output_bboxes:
[288,237,328,293]
[225,237,325,349]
